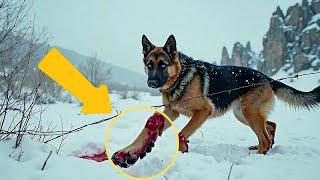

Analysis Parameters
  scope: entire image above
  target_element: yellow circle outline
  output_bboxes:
[104,105,179,180]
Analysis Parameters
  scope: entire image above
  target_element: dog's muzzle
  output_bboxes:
[147,79,160,88]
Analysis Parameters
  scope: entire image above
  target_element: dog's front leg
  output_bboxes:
[179,109,211,153]
[111,108,179,168]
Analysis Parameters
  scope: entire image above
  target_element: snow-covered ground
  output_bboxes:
[1,69,320,180]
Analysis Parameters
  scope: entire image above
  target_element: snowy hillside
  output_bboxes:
[0,69,319,180]
[55,47,148,87]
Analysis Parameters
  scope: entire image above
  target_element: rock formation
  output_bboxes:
[221,0,320,76]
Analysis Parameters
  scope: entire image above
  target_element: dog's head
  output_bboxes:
[142,35,181,89]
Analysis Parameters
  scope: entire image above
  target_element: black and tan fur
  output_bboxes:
[113,35,320,167]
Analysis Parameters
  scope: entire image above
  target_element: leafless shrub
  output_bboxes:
[118,90,141,100]
[131,91,140,100]
[119,90,129,99]
[0,0,53,148]
[80,53,112,87]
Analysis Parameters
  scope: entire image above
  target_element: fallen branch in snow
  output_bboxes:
[227,163,234,180]
[0,113,121,143]
[41,150,53,170]
[43,112,122,143]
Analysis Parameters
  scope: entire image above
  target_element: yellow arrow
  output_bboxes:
[38,48,112,114]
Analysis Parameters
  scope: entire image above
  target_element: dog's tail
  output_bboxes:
[270,79,320,110]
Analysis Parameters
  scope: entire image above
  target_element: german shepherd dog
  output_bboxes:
[111,35,320,168]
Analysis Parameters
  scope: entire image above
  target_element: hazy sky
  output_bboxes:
[32,0,300,74]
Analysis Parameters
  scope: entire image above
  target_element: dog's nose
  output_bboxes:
[147,80,159,88]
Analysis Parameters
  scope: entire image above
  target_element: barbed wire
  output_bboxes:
[1,70,320,143]
[152,70,320,108]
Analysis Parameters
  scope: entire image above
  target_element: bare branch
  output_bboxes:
[41,150,52,170]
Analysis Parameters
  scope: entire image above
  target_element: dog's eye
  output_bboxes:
[147,62,153,69]
[160,63,167,70]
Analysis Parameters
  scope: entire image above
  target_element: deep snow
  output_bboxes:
[0,69,320,180]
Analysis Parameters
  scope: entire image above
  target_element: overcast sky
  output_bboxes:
[32,0,300,75]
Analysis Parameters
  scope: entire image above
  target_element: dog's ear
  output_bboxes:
[164,35,177,56]
[142,35,155,57]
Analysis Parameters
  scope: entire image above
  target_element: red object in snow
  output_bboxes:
[80,150,108,162]
[111,113,166,168]
[178,132,189,153]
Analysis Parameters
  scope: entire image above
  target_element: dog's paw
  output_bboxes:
[248,145,258,150]
[179,133,189,153]
[249,142,271,154]
[113,138,155,167]
[112,113,165,168]
[111,140,155,168]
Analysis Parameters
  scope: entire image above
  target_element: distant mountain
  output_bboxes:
[220,0,320,76]
[55,46,147,87]
[220,41,259,69]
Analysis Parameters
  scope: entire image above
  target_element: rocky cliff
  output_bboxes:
[220,41,258,69]
[220,0,320,76]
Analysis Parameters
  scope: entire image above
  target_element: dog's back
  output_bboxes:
[175,52,320,112]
